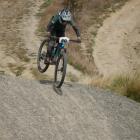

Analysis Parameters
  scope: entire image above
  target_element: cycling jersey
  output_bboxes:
[47,13,80,37]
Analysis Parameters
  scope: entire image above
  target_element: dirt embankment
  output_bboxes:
[93,0,140,77]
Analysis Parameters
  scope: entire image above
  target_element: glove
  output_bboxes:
[77,37,81,43]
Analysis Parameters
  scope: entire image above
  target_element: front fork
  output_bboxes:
[52,42,67,62]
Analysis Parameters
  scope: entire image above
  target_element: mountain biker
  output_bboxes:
[45,8,81,63]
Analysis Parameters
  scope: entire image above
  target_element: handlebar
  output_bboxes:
[69,39,81,43]
[47,36,81,43]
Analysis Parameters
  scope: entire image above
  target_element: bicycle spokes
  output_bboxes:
[40,51,46,60]
[54,53,67,88]
[37,40,49,73]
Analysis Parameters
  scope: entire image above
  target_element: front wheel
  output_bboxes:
[37,39,49,73]
[54,51,67,88]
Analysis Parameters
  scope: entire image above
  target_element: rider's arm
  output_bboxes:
[46,15,58,32]
[69,19,81,37]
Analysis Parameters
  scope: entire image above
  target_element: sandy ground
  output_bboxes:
[93,0,140,77]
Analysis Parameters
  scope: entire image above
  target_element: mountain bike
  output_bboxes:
[37,36,80,88]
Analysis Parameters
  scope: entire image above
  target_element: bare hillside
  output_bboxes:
[0,0,42,78]
[0,0,88,83]
[0,75,140,140]
[93,0,140,77]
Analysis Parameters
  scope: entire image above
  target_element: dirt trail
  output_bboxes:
[0,75,140,140]
[0,0,86,83]
[93,0,140,77]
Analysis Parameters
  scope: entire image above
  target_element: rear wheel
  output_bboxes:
[54,51,67,88]
[37,39,49,73]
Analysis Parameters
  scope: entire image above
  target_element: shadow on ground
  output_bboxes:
[39,80,63,95]
[39,80,73,95]
[39,80,54,85]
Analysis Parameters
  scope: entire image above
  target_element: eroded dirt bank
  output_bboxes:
[93,0,140,77]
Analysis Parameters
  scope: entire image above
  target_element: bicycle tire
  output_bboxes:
[37,39,49,73]
[54,51,67,88]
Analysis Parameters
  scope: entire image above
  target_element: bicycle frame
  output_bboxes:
[37,35,81,87]
[52,38,69,58]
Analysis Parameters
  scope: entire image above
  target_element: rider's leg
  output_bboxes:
[46,32,56,57]
[45,32,65,64]
[45,40,55,64]
[47,40,55,56]
[56,31,65,38]
[55,31,65,49]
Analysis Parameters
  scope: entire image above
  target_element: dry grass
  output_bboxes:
[109,73,140,102]
[0,0,31,64]
[37,0,64,36]
[8,63,26,77]
[31,68,51,80]
[41,0,54,8]
[68,45,97,75]
[90,73,140,103]
[67,72,79,82]
[90,75,109,89]
[14,47,30,62]
[0,71,5,75]
[64,0,129,73]
[37,0,140,103]
[37,0,129,75]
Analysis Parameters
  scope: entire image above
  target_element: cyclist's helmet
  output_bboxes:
[59,9,72,23]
